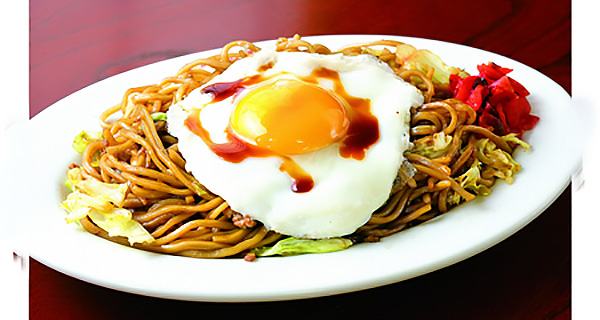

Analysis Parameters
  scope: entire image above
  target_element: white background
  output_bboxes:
[0,1,28,319]
[572,0,600,318]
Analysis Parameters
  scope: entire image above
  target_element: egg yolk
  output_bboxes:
[229,78,350,155]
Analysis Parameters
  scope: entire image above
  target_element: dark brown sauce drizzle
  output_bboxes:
[308,68,379,161]
[200,75,260,102]
[185,67,379,193]
[185,110,315,193]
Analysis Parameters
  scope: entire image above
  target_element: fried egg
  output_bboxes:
[167,47,423,238]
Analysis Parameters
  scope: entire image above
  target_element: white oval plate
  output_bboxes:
[19,35,579,302]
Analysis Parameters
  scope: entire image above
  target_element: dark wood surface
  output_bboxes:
[29,0,571,318]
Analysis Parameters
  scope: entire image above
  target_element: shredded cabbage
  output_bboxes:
[447,134,528,205]
[475,138,522,184]
[151,112,167,121]
[407,132,453,159]
[433,132,452,150]
[76,178,128,207]
[72,130,103,153]
[394,160,418,188]
[447,159,488,206]
[459,160,491,194]
[394,44,470,83]
[60,167,154,245]
[502,133,532,150]
[253,237,353,257]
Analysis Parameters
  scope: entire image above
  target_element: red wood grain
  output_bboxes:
[30,0,570,116]
[29,0,571,318]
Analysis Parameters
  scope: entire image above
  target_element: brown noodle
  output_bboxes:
[71,35,524,259]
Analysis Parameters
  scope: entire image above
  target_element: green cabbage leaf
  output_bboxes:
[394,43,470,83]
[60,167,154,245]
[72,130,103,153]
[253,237,353,257]
[475,138,523,183]
[407,132,453,159]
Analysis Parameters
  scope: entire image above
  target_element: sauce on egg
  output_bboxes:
[200,75,259,103]
[310,68,379,161]
[185,67,380,193]
[184,110,315,193]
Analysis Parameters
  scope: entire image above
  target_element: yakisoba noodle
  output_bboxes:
[69,35,526,259]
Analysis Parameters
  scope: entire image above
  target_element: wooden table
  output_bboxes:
[29,0,571,318]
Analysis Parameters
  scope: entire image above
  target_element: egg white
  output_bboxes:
[167,48,424,238]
